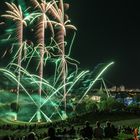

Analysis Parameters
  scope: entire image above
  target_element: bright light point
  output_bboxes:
[37,110,41,123]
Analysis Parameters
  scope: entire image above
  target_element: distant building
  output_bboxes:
[120,85,125,91]
[110,86,117,91]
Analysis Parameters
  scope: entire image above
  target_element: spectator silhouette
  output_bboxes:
[43,126,61,140]
[93,121,104,139]
[82,121,93,140]
[111,124,118,137]
[69,125,76,135]
[104,121,113,138]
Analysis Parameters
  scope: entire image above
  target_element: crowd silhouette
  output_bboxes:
[0,119,138,140]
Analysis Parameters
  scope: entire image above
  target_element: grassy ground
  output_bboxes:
[0,112,140,139]
[71,111,140,126]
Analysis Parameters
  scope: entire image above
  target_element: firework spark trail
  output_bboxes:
[0,65,61,122]
[8,63,64,121]
[8,42,34,69]
[6,44,33,74]
[21,41,34,61]
[8,60,89,121]
[28,81,72,121]
[8,63,62,96]
[49,0,77,112]
[47,42,79,101]
[2,2,29,108]
[35,82,72,113]
[6,43,22,70]
[99,78,110,97]
[24,47,37,70]
[49,70,90,116]
[78,62,114,104]
[29,111,37,122]
[49,100,64,120]
[0,69,38,107]
[30,1,57,116]
[50,34,79,88]
[49,40,67,86]
[66,71,89,94]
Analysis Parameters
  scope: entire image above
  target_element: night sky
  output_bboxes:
[68,0,140,88]
[0,0,140,88]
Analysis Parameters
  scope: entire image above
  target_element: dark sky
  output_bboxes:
[0,0,140,88]
[68,0,140,88]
